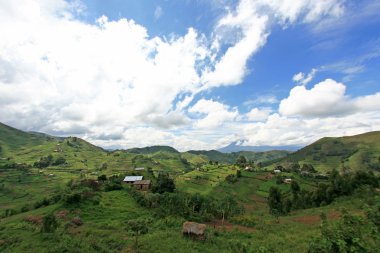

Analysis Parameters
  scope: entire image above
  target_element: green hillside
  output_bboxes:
[126,145,179,154]
[273,131,380,172]
[187,149,290,164]
[1,122,379,252]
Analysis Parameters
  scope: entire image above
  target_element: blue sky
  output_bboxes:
[1,0,380,150]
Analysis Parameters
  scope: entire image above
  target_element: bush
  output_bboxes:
[71,216,83,227]
[104,182,122,191]
[41,213,58,233]
[152,173,175,194]
[225,174,237,183]
[308,210,376,252]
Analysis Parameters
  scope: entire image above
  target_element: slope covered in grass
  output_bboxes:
[273,131,380,172]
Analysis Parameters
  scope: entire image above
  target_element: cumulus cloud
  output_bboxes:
[279,78,380,117]
[245,107,272,122]
[241,111,380,147]
[189,99,238,129]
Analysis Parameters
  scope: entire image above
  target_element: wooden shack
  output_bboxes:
[133,180,151,191]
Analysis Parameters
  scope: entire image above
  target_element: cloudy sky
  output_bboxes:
[1,0,380,151]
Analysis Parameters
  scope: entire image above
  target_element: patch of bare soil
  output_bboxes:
[207,220,256,233]
[255,173,273,181]
[293,211,341,225]
[250,194,267,204]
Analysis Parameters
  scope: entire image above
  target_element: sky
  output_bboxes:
[1,0,380,151]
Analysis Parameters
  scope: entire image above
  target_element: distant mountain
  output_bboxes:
[274,131,380,172]
[125,145,179,154]
[218,141,302,153]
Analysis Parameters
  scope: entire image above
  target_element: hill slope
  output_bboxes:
[187,149,290,164]
[125,145,179,154]
[276,131,380,172]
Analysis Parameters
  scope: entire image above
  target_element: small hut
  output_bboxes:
[133,180,151,191]
[182,221,206,240]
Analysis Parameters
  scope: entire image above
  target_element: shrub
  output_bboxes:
[152,173,175,193]
[41,213,58,233]
[71,216,83,227]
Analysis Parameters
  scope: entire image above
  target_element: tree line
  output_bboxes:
[268,170,379,216]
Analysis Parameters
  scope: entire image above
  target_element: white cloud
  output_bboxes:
[279,78,380,117]
[241,111,380,147]
[244,95,278,106]
[245,107,272,122]
[154,6,163,20]
[189,99,238,129]
[202,0,269,87]
[257,0,345,25]
[292,68,317,85]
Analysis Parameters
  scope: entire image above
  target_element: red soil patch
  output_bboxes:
[250,194,267,204]
[293,211,341,225]
[255,173,273,180]
[207,220,256,233]
[55,209,70,220]
[24,215,43,225]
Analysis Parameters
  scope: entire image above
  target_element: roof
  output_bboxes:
[123,176,143,182]
[133,180,151,185]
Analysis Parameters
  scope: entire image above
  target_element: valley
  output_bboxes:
[0,122,379,252]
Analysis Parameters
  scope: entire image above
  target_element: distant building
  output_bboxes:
[245,166,253,171]
[134,167,145,171]
[133,180,151,191]
[274,169,281,173]
[283,178,292,184]
[123,176,143,183]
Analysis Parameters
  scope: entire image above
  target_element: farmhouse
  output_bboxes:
[123,176,143,183]
[274,169,281,173]
[133,180,151,191]
[283,178,292,184]
[245,166,253,171]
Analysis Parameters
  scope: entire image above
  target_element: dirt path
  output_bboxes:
[207,220,256,233]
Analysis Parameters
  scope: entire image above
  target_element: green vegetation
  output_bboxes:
[1,122,379,252]
[273,131,380,172]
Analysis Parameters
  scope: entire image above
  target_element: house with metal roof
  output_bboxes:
[123,176,143,183]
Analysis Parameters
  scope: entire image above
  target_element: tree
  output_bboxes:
[100,163,108,170]
[152,173,175,194]
[97,174,107,182]
[268,187,283,218]
[235,155,247,168]
[52,157,66,166]
[126,219,150,252]
[225,174,237,183]
[236,170,242,178]
[41,213,58,233]
[291,181,300,196]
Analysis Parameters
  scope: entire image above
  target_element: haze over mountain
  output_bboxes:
[218,141,302,153]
